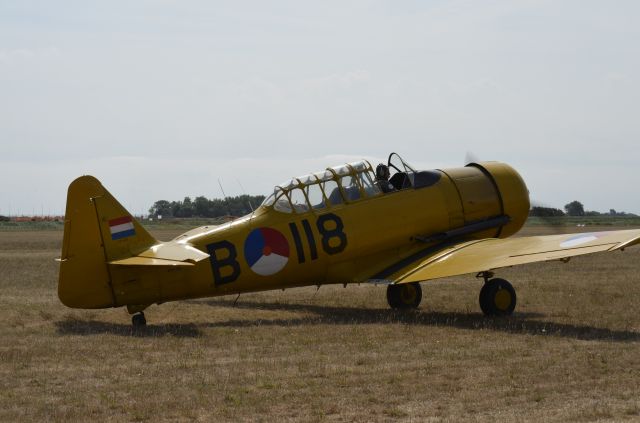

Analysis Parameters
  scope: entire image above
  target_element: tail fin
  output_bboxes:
[58,176,157,308]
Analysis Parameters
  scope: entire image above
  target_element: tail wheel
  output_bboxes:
[479,278,516,316]
[132,312,147,327]
[387,282,422,309]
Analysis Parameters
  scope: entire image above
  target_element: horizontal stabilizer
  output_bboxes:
[109,242,210,266]
[109,257,196,266]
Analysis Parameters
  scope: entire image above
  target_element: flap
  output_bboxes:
[379,229,640,284]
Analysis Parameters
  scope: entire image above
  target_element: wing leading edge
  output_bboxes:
[377,229,640,284]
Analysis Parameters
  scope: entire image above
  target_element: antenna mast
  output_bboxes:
[237,179,254,212]
[218,178,232,217]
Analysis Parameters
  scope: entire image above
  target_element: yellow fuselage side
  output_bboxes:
[107,162,529,309]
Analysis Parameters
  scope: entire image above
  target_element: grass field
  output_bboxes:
[1,226,640,422]
[2,214,640,232]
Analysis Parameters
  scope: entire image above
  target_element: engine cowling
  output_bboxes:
[439,162,530,239]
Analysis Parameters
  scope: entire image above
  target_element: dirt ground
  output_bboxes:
[1,227,639,422]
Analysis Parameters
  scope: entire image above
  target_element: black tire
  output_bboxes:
[387,282,422,309]
[132,312,147,327]
[479,278,516,316]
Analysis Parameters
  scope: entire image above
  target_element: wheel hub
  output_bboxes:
[494,289,512,310]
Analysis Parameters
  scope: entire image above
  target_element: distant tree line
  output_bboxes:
[148,196,638,219]
[149,195,265,218]
[529,201,637,217]
[529,206,566,217]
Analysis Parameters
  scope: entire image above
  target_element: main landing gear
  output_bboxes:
[384,274,516,316]
[387,282,422,309]
[478,272,516,316]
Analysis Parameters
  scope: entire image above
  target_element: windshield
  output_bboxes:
[387,152,417,189]
[387,152,416,174]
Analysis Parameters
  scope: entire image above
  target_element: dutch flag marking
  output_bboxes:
[109,216,136,240]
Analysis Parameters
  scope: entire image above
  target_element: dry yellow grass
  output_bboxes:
[1,227,639,422]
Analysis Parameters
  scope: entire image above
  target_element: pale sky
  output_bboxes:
[1,1,639,216]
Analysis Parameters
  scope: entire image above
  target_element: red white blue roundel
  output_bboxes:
[244,228,290,276]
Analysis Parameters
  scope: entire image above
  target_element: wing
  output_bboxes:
[373,229,640,284]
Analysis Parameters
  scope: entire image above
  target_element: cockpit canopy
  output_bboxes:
[260,153,441,214]
[260,160,381,213]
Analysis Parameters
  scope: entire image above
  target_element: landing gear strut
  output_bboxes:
[131,312,147,327]
[478,272,516,316]
[387,282,422,309]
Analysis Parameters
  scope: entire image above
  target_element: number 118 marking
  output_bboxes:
[288,213,347,263]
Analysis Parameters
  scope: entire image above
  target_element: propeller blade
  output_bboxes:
[464,151,481,165]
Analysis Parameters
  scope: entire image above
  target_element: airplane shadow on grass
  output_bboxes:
[55,299,640,342]
[55,318,202,338]
[188,298,640,343]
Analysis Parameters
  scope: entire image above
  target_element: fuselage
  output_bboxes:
[107,161,530,308]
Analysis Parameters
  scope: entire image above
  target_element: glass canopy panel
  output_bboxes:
[323,179,343,206]
[306,184,327,209]
[297,174,318,186]
[289,188,310,213]
[261,191,277,207]
[329,164,352,177]
[357,171,381,197]
[273,192,293,213]
[315,170,334,182]
[278,178,300,191]
[348,161,369,173]
[339,175,361,201]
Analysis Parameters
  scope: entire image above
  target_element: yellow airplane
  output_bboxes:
[58,153,640,326]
